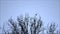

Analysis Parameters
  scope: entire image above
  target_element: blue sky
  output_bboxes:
[0,0,60,29]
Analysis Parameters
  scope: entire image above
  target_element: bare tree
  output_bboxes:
[17,14,29,34]
[8,17,19,34]
[47,23,56,34]
[2,14,59,34]
[30,14,43,34]
[7,14,43,34]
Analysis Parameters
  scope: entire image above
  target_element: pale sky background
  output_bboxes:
[0,0,60,32]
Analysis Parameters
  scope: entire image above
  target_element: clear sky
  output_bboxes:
[0,0,60,29]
